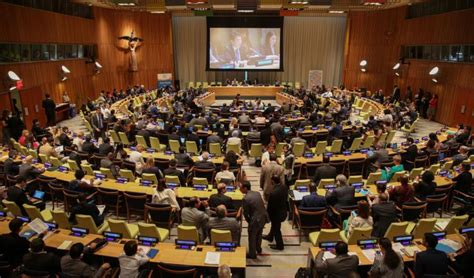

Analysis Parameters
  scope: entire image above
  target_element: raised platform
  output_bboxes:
[207,86,283,98]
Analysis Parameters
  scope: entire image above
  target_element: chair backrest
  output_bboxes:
[193,168,215,184]
[294,179,311,191]
[50,157,62,167]
[2,200,23,217]
[329,160,345,175]
[177,225,200,242]
[426,193,448,214]
[137,222,164,241]
[136,135,149,148]
[210,229,232,245]
[411,218,436,239]
[165,175,180,184]
[378,133,388,145]
[186,141,199,154]
[441,160,453,171]
[349,137,362,151]
[76,214,99,234]
[275,142,286,157]
[108,219,135,239]
[155,263,197,278]
[119,169,135,181]
[63,189,80,212]
[150,137,162,151]
[427,164,440,174]
[409,168,423,180]
[249,143,263,158]
[39,153,49,164]
[385,130,396,145]
[118,132,130,145]
[401,202,427,221]
[110,130,120,144]
[313,228,343,246]
[142,173,159,185]
[293,143,305,157]
[67,160,80,171]
[52,210,71,229]
[23,204,43,221]
[169,140,180,153]
[330,140,343,153]
[100,167,114,179]
[226,143,240,154]
[81,164,94,176]
[361,136,375,149]
[305,162,322,179]
[124,192,149,215]
[384,222,409,239]
[209,143,222,156]
[347,227,373,245]
[347,175,363,184]
[445,214,468,234]
[314,141,327,155]
[145,203,173,227]
[347,158,365,176]
[389,171,406,183]
[318,178,335,189]
[296,207,327,229]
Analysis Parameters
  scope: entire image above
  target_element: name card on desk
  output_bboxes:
[304,152,314,158]
[129,146,137,151]
[165,151,173,155]
[319,241,338,251]
[95,173,106,180]
[459,226,474,235]
[343,151,351,156]
[17,216,30,223]
[44,222,58,231]
[103,231,122,242]
[324,185,336,191]
[357,238,378,249]
[351,183,363,191]
[44,162,52,169]
[324,152,333,157]
[175,239,197,250]
[138,236,158,246]
[70,227,89,237]
[166,183,178,189]
[146,148,155,153]
[193,184,207,191]
[393,235,413,246]
[215,242,237,252]
[296,186,309,192]
[116,177,128,184]
[141,180,153,187]
[58,166,68,172]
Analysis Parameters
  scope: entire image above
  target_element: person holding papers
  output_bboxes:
[69,193,104,227]
[118,240,149,278]
[0,218,30,268]
[314,241,359,278]
[368,238,404,277]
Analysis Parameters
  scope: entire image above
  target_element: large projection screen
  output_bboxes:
[207,17,284,71]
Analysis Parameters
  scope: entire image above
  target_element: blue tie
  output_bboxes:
[235,48,241,61]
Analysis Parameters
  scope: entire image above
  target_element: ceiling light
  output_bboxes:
[393,62,400,70]
[360,68,367,72]
[61,65,70,74]
[94,61,102,69]
[429,66,439,76]
[289,0,308,4]
[359,60,367,67]
[237,9,254,13]
[150,10,166,13]
[117,3,136,6]
[395,72,400,77]
[329,10,345,14]
[7,71,20,81]
[431,78,438,83]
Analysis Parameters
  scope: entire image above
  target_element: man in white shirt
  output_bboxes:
[321,90,333,98]
[118,240,149,278]
[181,197,211,242]
[215,162,236,184]
[226,131,242,152]
[72,131,85,151]
[128,144,145,173]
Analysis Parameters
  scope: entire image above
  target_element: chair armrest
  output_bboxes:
[329,206,341,216]
[454,190,474,200]
[86,191,98,200]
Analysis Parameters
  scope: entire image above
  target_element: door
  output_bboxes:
[19,86,45,130]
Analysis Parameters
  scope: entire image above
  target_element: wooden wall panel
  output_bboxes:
[0,2,173,115]
[344,7,474,127]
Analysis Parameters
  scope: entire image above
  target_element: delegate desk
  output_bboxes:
[0,219,246,275]
[208,86,283,98]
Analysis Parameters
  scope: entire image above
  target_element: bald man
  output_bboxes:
[206,205,241,243]
[208,183,234,210]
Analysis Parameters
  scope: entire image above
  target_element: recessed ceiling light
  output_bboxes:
[7,71,20,81]
[237,9,254,13]
[393,62,400,70]
[329,10,345,14]
[359,60,367,67]
[429,66,439,76]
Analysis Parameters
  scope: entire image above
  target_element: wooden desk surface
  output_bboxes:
[0,220,246,269]
[209,86,283,97]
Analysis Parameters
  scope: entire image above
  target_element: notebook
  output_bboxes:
[204,252,221,265]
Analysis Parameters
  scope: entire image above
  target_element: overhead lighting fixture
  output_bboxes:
[117,2,136,6]
[329,10,345,14]
[359,59,367,73]
[237,9,254,13]
[94,61,102,74]
[393,62,401,70]
[150,10,166,13]
[432,78,438,83]
[395,72,400,77]
[289,0,308,4]
[7,70,20,81]
[187,0,206,4]
[429,66,439,76]
[61,65,70,81]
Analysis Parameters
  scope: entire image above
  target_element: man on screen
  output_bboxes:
[223,32,250,65]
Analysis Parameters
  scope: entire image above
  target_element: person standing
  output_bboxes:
[427,94,438,121]
[263,175,288,250]
[91,107,106,139]
[391,85,400,104]
[240,181,268,259]
[260,153,285,201]
[42,94,56,127]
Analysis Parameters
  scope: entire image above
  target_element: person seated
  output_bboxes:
[69,193,104,227]
[61,242,111,277]
[22,238,61,275]
[207,131,223,145]
[141,157,163,181]
[58,127,73,148]
[180,197,211,242]
[67,169,95,194]
[388,175,414,207]
[381,155,404,182]
[300,185,327,209]
[98,137,114,156]
[175,146,194,167]
[414,170,436,200]
[100,152,120,178]
[345,200,373,238]
[31,119,49,140]
[3,150,19,176]
[206,205,241,243]
[128,144,145,172]
[208,183,234,210]
[18,129,31,147]
[415,233,449,277]
[402,137,418,167]
[81,135,99,155]
[186,127,201,149]
[19,155,45,181]
[367,182,388,206]
[371,193,397,238]
[7,176,45,215]
[455,125,472,145]
[314,241,359,277]
[38,136,61,160]
[450,232,474,277]
[118,240,149,278]
[194,152,215,170]
[163,159,186,187]
[226,131,242,152]
[215,162,235,184]
[449,145,469,166]
[452,162,473,194]
[312,155,337,187]
[189,112,208,128]
[369,238,404,277]
[152,179,180,210]
[73,130,85,151]
[0,218,30,268]
[325,174,355,209]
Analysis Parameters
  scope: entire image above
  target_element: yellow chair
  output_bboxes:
[192,177,208,186]
[142,173,159,185]
[314,141,327,155]
[169,140,180,153]
[68,160,80,171]
[349,138,362,151]
[108,219,139,239]
[226,143,240,154]
[293,179,311,191]
[366,172,382,185]
[401,119,418,136]
[409,168,423,180]
[295,82,301,89]
[202,82,209,89]
[326,140,343,154]
[165,175,180,184]
[318,179,336,189]
[110,130,120,144]
[441,160,453,171]
[177,225,200,242]
[293,143,305,157]
[81,164,94,176]
[469,154,474,163]
[438,214,469,234]
[186,141,199,154]
[347,175,363,184]
[2,200,23,217]
[50,157,62,168]
[385,130,396,145]
[209,143,222,156]
[138,222,170,242]
[188,81,195,88]
[150,137,166,152]
[384,222,409,239]
[275,142,286,157]
[309,228,343,246]
[407,218,436,239]
[23,204,53,222]
[249,143,263,159]
[28,149,38,159]
[100,167,114,179]
[340,227,373,244]
[118,132,130,145]
[39,153,49,164]
[52,210,71,229]
[119,169,135,181]
[389,171,407,183]
[75,214,109,235]
[136,135,149,148]
[378,133,388,146]
[361,136,375,149]
[210,229,233,245]
[427,164,440,174]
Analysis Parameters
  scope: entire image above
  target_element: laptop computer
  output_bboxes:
[32,190,45,200]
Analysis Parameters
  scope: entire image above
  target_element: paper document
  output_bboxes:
[55,146,64,153]
[138,246,151,256]
[322,251,336,261]
[58,240,73,250]
[205,252,221,265]
[393,243,420,257]
[28,218,48,234]
[439,238,462,252]
[292,190,310,201]
[361,249,378,262]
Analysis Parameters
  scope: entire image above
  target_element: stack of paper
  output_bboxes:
[205,252,221,265]
[361,249,377,262]
[58,240,73,250]
[439,238,462,252]
[322,251,336,261]
[292,190,310,201]
[28,218,48,234]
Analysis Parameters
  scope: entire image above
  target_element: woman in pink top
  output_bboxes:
[427,94,438,121]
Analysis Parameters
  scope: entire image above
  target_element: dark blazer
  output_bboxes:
[194,160,215,170]
[267,183,288,222]
[42,98,56,117]
[453,171,472,194]
[315,253,359,278]
[98,143,114,156]
[4,158,19,176]
[0,232,30,267]
[371,201,398,238]
[19,164,42,181]
[23,251,61,275]
[90,113,105,130]
[243,191,268,228]
[69,202,104,227]
[326,185,355,209]
[300,193,327,209]
[7,185,29,215]
[208,193,234,210]
[415,181,436,200]
[312,165,337,186]
[59,133,72,147]
[175,153,194,167]
[81,142,98,154]
[163,168,186,186]
[223,45,250,63]
[415,248,449,278]
[142,166,163,180]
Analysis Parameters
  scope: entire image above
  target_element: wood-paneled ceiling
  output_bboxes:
[72,0,430,14]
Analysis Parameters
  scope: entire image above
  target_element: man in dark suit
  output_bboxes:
[208,183,234,210]
[69,193,104,227]
[58,127,72,147]
[0,218,30,268]
[23,238,61,275]
[90,107,106,139]
[42,94,56,127]
[315,241,359,277]
[371,193,398,238]
[206,205,241,243]
[263,176,288,250]
[3,150,19,176]
[240,181,268,259]
[391,84,400,103]
[415,233,449,277]
[300,185,327,208]
[7,176,45,215]
[81,135,99,155]
[98,137,114,156]
[402,137,418,168]
[163,159,186,187]
[223,32,250,65]
[194,152,215,170]
[312,155,337,187]
[325,174,355,209]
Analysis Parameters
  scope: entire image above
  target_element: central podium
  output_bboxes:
[207,86,283,98]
